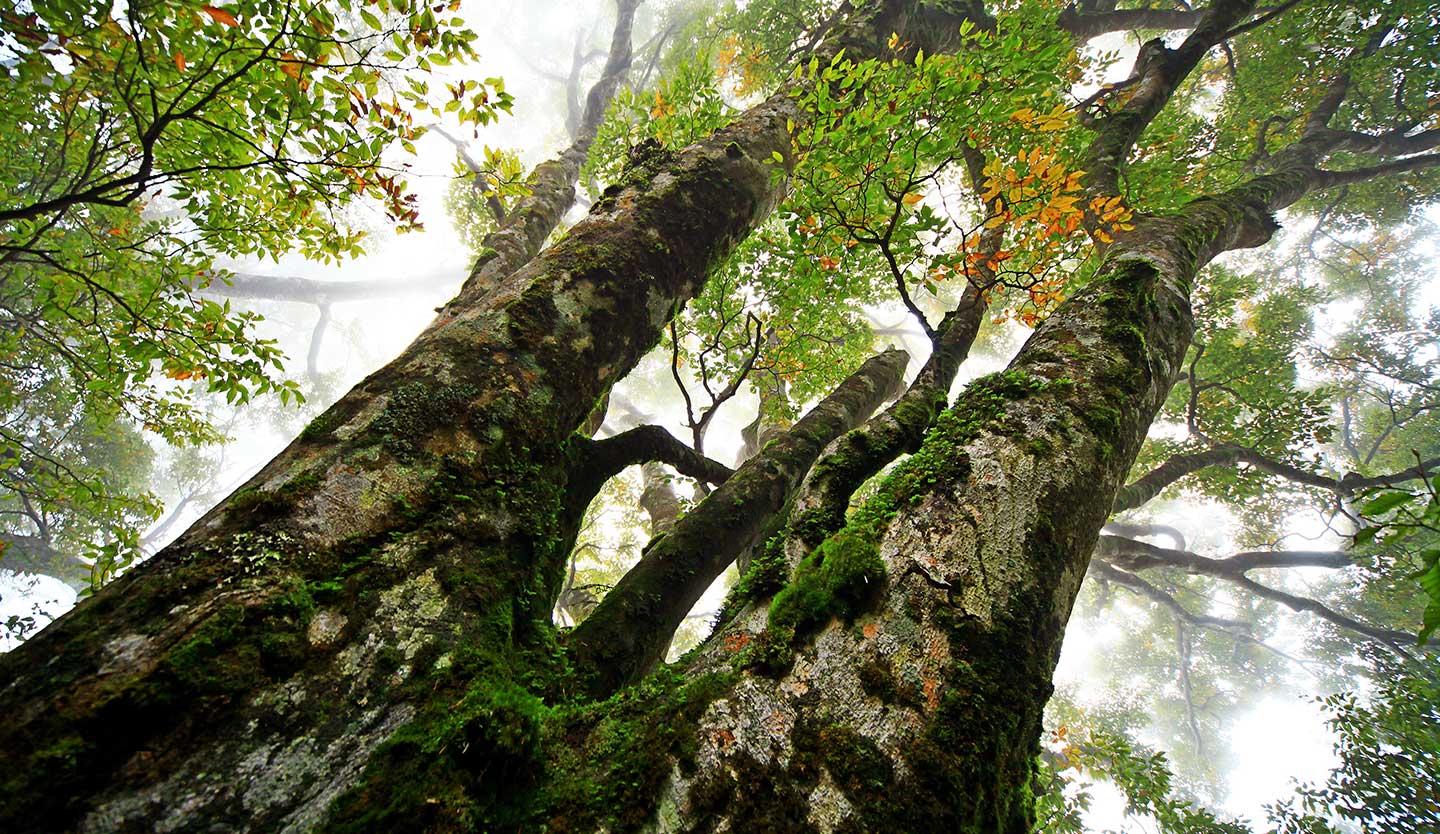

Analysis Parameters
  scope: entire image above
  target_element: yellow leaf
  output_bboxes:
[280,53,303,79]
[902,192,924,206]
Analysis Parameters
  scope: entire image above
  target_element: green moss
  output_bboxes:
[527,668,738,833]
[684,750,818,833]
[750,371,1064,671]
[856,656,922,708]
[769,524,886,641]
[591,138,675,213]
[793,720,893,802]
[370,381,479,458]
[229,471,324,521]
[298,406,345,442]
[161,579,317,697]
[789,505,838,546]
[716,534,788,624]
[322,672,550,834]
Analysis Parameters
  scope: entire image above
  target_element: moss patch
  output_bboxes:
[370,381,480,458]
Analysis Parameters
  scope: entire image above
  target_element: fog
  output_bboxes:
[3,1,1435,831]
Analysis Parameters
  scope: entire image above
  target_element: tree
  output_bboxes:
[1,0,1438,832]
[0,0,504,579]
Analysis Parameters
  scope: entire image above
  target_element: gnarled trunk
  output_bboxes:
[0,3,985,832]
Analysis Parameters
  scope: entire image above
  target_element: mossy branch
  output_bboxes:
[565,348,908,698]
[569,424,735,495]
[785,285,988,558]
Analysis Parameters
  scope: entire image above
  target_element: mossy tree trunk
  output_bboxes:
[0,2,987,832]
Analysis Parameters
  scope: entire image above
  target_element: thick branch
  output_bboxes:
[1083,0,1261,197]
[1113,445,1245,512]
[1096,534,1352,574]
[1058,6,1201,39]
[566,348,908,696]
[1318,153,1440,189]
[570,424,735,494]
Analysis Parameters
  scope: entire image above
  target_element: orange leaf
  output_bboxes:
[173,51,186,71]
[902,192,924,206]
[201,5,240,27]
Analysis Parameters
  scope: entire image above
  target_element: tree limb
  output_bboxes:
[571,424,736,492]
[567,348,909,697]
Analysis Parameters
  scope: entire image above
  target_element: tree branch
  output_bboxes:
[784,284,987,558]
[1113,442,1440,513]
[567,348,909,697]
[1082,0,1261,198]
[571,424,736,491]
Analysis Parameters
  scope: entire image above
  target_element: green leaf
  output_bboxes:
[1360,490,1414,517]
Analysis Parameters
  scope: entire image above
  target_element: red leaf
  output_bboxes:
[201,5,239,27]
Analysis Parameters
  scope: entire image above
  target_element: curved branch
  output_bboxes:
[1089,560,1251,632]
[571,424,736,492]
[1094,536,1416,655]
[1114,440,1440,514]
[1229,573,1416,655]
[566,348,909,697]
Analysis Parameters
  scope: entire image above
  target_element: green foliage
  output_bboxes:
[443,145,530,254]
[0,0,508,576]
[1268,664,1440,834]
[1200,0,1440,222]
[1035,718,1250,834]
[584,53,737,194]
[1355,475,1440,643]
[785,14,1102,327]
[0,353,159,588]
